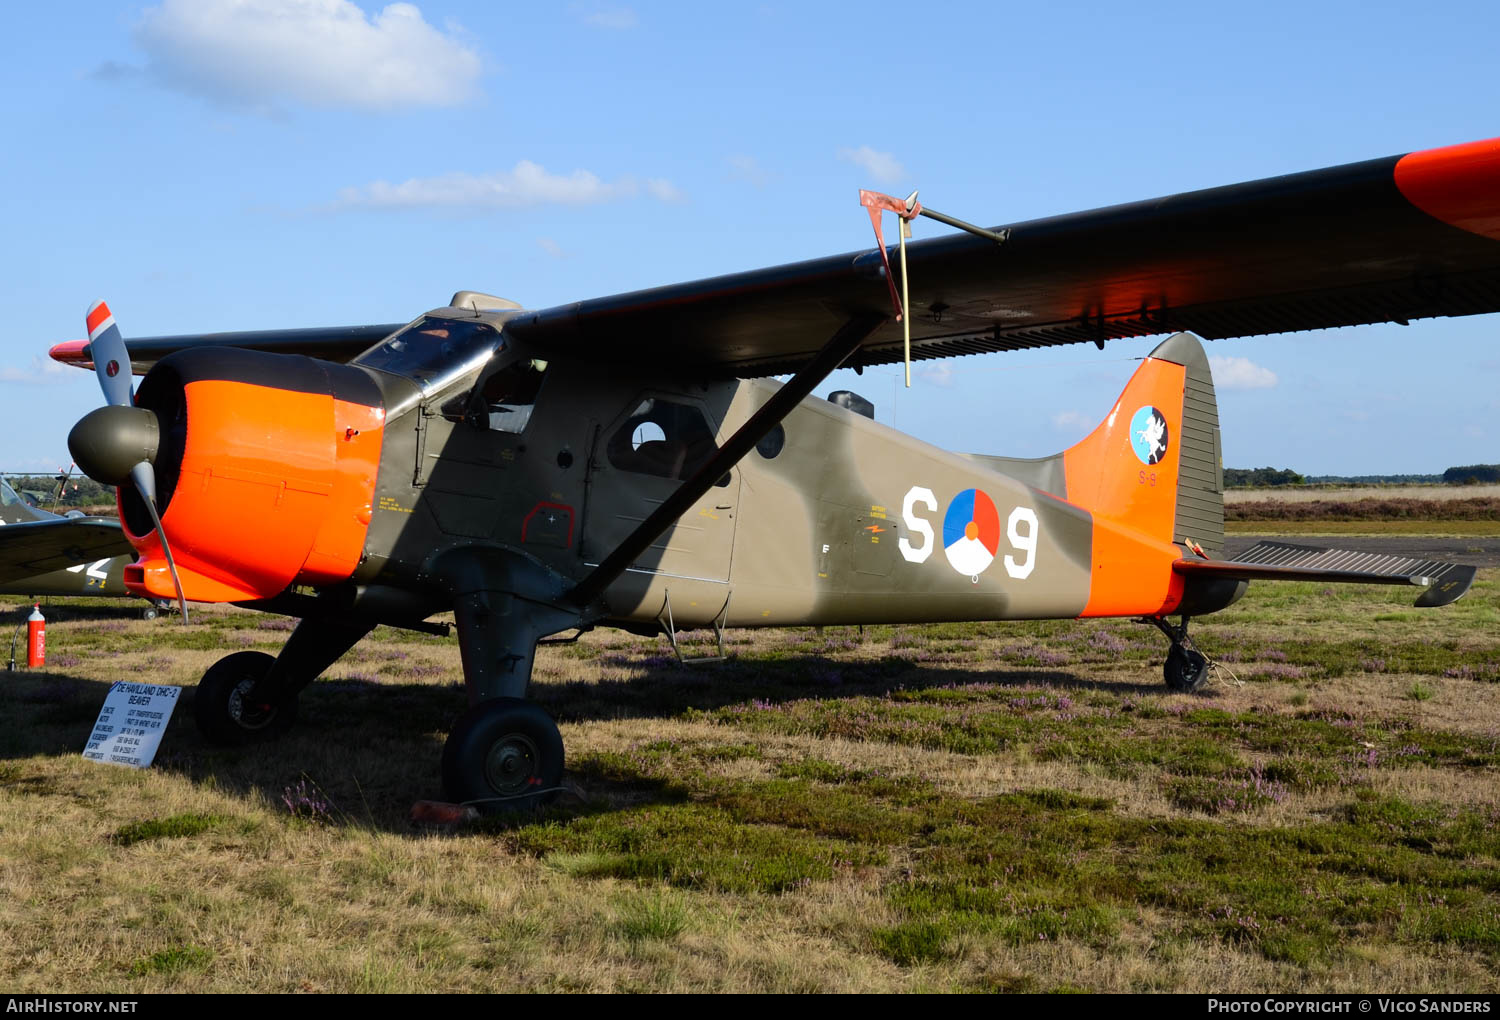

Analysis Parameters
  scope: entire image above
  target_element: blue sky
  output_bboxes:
[2,0,1496,476]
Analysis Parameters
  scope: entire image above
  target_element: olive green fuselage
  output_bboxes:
[354,356,1104,631]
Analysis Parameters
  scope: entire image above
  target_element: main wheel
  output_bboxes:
[1163,645,1209,693]
[140,605,159,621]
[441,698,564,812]
[194,651,299,745]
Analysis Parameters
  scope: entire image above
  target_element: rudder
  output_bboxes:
[1061,332,1224,556]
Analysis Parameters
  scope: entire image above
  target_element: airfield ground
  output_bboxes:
[3,491,1498,993]
[1224,484,1500,503]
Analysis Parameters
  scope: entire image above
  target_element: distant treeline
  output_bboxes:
[2,473,114,507]
[1224,467,1305,487]
[1304,474,1444,485]
[1441,464,1500,484]
[1228,466,1500,487]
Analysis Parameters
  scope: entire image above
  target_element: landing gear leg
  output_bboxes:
[193,615,373,745]
[1143,615,1210,693]
[436,551,580,812]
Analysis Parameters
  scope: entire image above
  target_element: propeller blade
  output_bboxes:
[85,300,134,407]
[133,471,188,624]
[82,301,184,623]
[129,459,156,511]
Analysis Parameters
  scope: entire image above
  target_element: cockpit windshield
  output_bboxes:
[0,480,19,507]
[353,317,501,389]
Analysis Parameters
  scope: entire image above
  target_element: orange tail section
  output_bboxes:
[1062,332,1223,617]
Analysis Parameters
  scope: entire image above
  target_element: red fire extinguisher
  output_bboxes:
[26,605,45,668]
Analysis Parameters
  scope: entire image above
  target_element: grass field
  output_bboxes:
[4,564,1500,993]
[1226,520,1500,536]
[1225,485,1500,504]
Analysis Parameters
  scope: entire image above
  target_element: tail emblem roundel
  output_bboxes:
[1129,406,1169,465]
[942,488,1001,576]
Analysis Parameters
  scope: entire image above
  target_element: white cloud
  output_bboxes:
[335,160,682,210]
[728,153,770,188]
[838,145,905,185]
[127,0,482,112]
[916,362,955,387]
[537,237,565,258]
[0,357,81,385]
[574,4,638,29]
[645,178,684,202]
[1209,355,1278,391]
[1052,410,1092,430]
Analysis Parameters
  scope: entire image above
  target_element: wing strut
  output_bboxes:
[566,312,887,608]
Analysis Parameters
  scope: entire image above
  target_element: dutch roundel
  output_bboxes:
[942,488,1001,576]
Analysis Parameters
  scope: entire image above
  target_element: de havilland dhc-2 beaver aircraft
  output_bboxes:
[0,476,136,602]
[55,136,1500,810]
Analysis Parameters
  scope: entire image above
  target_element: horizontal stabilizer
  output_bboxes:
[1173,540,1477,608]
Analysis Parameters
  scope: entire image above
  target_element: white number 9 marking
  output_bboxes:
[1004,507,1038,579]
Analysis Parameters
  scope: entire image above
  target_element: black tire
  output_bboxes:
[441,698,564,812]
[194,651,298,745]
[140,606,159,621]
[1163,645,1209,693]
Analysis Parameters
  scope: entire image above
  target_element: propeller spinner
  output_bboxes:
[67,301,190,622]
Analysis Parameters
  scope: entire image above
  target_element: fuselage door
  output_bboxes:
[582,393,740,583]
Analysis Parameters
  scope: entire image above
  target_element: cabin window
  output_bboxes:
[607,398,728,486]
[756,424,785,459]
[477,359,547,433]
[440,358,548,433]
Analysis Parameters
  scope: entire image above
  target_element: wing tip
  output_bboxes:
[1394,137,1500,241]
[49,339,93,369]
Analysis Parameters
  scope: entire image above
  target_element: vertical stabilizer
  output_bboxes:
[1061,332,1224,556]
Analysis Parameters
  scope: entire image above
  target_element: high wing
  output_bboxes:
[0,517,132,584]
[507,138,1500,376]
[49,324,404,376]
[48,138,1500,377]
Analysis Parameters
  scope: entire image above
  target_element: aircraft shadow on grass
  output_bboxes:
[4,648,1206,833]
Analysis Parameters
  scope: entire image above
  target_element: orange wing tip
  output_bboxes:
[1394,137,1500,241]
[124,560,264,603]
[49,339,93,368]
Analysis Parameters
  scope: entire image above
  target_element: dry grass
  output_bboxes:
[3,574,1499,993]
[1226,520,1500,536]
[1226,485,1500,504]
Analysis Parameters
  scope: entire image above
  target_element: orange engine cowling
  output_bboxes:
[120,348,386,603]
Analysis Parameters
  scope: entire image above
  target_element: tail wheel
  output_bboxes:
[442,698,563,812]
[1163,645,1209,693]
[195,650,298,745]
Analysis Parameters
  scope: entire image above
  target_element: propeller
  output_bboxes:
[68,300,189,623]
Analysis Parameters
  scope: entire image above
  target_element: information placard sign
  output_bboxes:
[82,682,181,769]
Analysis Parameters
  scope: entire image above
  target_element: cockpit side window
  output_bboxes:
[439,358,548,433]
[607,398,729,486]
[0,480,19,507]
[353,317,499,388]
